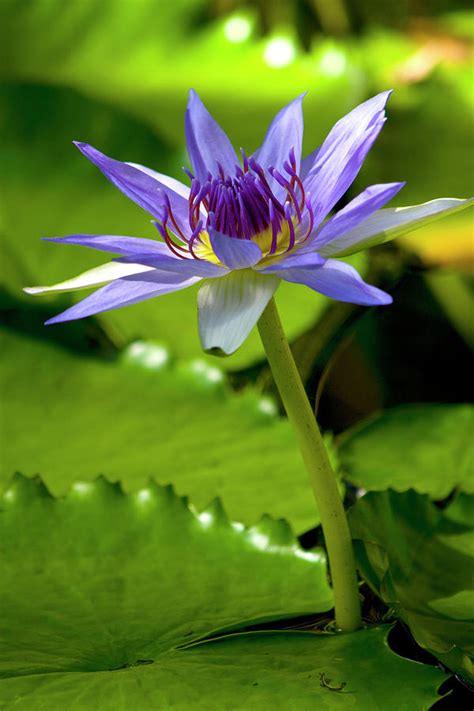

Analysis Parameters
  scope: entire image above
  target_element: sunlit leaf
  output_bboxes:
[338,403,474,498]
[0,473,334,663]
[0,326,336,532]
[349,489,474,680]
[0,476,446,709]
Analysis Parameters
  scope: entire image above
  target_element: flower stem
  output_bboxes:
[257,297,361,632]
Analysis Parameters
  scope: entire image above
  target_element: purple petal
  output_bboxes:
[117,252,227,278]
[74,143,191,237]
[300,146,321,182]
[127,163,191,200]
[307,92,391,171]
[44,234,169,256]
[258,250,325,274]
[273,258,392,306]
[209,229,262,269]
[315,182,405,253]
[303,91,391,225]
[46,270,199,325]
[253,94,305,175]
[185,89,239,183]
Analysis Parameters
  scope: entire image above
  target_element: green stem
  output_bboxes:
[257,298,361,632]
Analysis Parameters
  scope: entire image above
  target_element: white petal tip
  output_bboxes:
[23,286,45,295]
[203,346,233,358]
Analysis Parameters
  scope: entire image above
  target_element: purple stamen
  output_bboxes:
[163,193,189,242]
[292,173,306,212]
[208,211,217,230]
[191,182,211,228]
[240,177,268,233]
[301,197,315,242]
[289,146,296,171]
[182,167,195,181]
[166,147,313,259]
[249,157,286,211]
[269,167,302,222]
[237,193,253,240]
[240,148,249,173]
[282,158,306,212]
[189,219,204,259]
[154,214,188,259]
[253,177,285,216]
[284,202,296,251]
[188,178,200,206]
[268,199,280,255]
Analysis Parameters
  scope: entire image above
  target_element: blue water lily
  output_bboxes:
[26,90,472,354]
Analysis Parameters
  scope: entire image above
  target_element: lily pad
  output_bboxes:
[0,82,347,370]
[0,325,331,533]
[338,403,474,499]
[0,474,333,672]
[349,489,474,680]
[0,476,446,709]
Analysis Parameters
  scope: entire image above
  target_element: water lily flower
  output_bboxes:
[25,90,472,354]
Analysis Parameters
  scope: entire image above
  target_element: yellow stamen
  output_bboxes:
[194,224,300,267]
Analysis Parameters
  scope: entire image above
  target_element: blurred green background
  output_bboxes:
[0,0,473,499]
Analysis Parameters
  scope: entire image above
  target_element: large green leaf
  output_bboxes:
[0,474,333,669]
[349,489,474,680]
[0,476,446,709]
[338,404,474,498]
[0,82,349,370]
[0,325,333,532]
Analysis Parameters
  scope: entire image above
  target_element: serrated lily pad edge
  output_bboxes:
[2,470,335,629]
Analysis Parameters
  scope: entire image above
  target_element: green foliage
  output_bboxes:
[349,489,474,679]
[0,474,333,671]
[356,33,474,205]
[0,3,472,704]
[0,475,446,710]
[338,404,474,498]
[0,326,337,532]
[0,1,366,152]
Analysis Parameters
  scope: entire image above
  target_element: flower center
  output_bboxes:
[156,148,314,262]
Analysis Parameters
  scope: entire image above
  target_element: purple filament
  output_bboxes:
[162,148,311,259]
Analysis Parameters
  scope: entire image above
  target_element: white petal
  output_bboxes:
[198,270,279,355]
[319,197,474,258]
[23,262,153,295]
